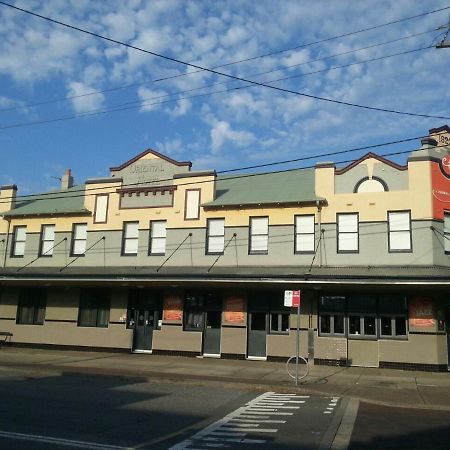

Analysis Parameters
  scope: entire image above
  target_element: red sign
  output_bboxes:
[163,295,183,321]
[224,296,245,324]
[292,290,301,308]
[409,297,435,328]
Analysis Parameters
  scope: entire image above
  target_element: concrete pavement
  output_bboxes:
[0,346,449,410]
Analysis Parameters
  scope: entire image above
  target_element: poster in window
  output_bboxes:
[163,295,183,321]
[224,296,245,324]
[409,297,436,328]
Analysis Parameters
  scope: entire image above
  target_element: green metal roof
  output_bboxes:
[204,168,323,207]
[2,185,91,218]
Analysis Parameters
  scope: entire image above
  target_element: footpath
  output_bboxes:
[0,346,449,410]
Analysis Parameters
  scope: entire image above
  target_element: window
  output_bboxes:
[378,295,408,339]
[354,177,387,193]
[16,288,46,325]
[206,218,225,254]
[444,212,450,254]
[248,291,290,335]
[183,291,222,331]
[149,221,166,255]
[388,210,412,252]
[249,216,269,254]
[11,225,26,257]
[347,295,377,338]
[337,213,358,253]
[295,215,315,253]
[319,296,346,336]
[39,224,55,257]
[185,189,200,220]
[94,194,109,223]
[121,221,139,256]
[71,223,87,256]
[78,289,110,327]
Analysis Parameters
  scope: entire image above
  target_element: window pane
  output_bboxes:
[338,232,358,251]
[334,315,344,334]
[151,237,166,254]
[390,230,411,250]
[16,226,26,241]
[42,240,54,255]
[281,314,289,332]
[43,225,55,241]
[395,317,407,336]
[209,219,224,235]
[320,296,346,312]
[270,313,279,332]
[380,317,392,336]
[349,316,361,335]
[296,215,314,232]
[152,221,166,238]
[251,235,268,252]
[389,212,409,231]
[95,195,108,223]
[296,234,314,252]
[185,190,200,219]
[125,238,138,254]
[338,214,358,232]
[74,224,87,240]
[364,317,376,335]
[125,222,139,238]
[251,217,268,234]
[209,236,224,253]
[73,240,86,255]
[320,315,331,333]
[14,241,25,256]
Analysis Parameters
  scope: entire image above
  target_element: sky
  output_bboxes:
[0,0,450,195]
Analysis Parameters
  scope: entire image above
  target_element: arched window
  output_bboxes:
[354,177,388,193]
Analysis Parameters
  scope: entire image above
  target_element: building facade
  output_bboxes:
[1,126,450,371]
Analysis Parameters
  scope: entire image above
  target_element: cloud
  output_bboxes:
[67,81,105,113]
[210,120,256,152]
[137,86,168,112]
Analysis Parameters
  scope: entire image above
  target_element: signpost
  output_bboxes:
[284,290,301,385]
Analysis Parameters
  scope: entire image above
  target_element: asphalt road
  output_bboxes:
[0,366,342,449]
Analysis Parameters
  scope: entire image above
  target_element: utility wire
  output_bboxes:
[1,1,449,120]
[0,44,434,131]
[0,23,435,114]
[1,141,447,205]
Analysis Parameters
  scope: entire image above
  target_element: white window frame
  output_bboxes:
[71,223,88,256]
[94,194,109,224]
[337,213,359,253]
[39,224,55,257]
[388,210,412,252]
[185,189,201,220]
[249,216,269,254]
[206,218,225,255]
[295,214,315,253]
[149,220,167,255]
[11,225,26,257]
[122,222,139,256]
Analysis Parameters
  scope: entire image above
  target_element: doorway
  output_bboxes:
[446,306,450,370]
[247,312,268,359]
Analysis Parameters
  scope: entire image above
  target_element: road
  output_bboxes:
[0,366,449,449]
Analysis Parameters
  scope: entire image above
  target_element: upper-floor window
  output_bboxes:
[16,288,46,325]
[94,194,109,223]
[249,216,269,254]
[149,220,167,255]
[354,177,388,193]
[71,223,87,256]
[121,221,139,256]
[388,210,412,252]
[206,218,225,255]
[337,213,358,253]
[444,212,450,254]
[185,189,201,220]
[11,225,26,257]
[295,215,315,253]
[39,224,55,257]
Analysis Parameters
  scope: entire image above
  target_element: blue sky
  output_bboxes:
[0,0,449,195]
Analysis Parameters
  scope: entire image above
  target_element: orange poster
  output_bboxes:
[224,296,245,324]
[409,297,436,328]
[163,296,183,321]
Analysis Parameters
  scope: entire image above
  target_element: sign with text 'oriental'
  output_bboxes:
[284,290,301,308]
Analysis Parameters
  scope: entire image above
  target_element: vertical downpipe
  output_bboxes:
[3,218,11,268]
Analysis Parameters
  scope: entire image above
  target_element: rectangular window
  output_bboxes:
[444,212,450,253]
[295,215,315,253]
[94,194,109,223]
[16,288,46,325]
[206,218,225,254]
[11,225,26,257]
[77,289,110,328]
[39,224,55,257]
[183,293,205,331]
[337,213,358,253]
[122,221,139,256]
[378,295,408,338]
[318,296,346,336]
[71,223,87,256]
[388,210,411,252]
[185,189,201,220]
[270,313,290,334]
[149,220,166,255]
[249,216,269,254]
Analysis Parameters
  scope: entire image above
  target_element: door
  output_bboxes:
[247,312,268,359]
[446,307,450,370]
[203,311,221,356]
[133,309,155,352]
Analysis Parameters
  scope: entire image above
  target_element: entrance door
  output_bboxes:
[203,311,221,356]
[446,307,450,370]
[247,312,268,359]
[133,309,155,352]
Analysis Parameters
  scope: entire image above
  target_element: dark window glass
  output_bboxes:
[251,313,267,331]
[347,295,376,313]
[16,288,46,325]
[395,317,407,336]
[320,296,345,312]
[380,317,392,336]
[270,313,289,334]
[320,315,331,334]
[379,295,407,314]
[78,289,110,328]
[364,317,376,335]
[334,315,345,334]
[349,316,361,335]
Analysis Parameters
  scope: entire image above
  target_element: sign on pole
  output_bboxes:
[292,290,301,308]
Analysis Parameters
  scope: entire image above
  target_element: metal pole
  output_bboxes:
[295,300,300,386]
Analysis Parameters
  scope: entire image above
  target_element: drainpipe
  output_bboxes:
[3,217,11,268]
[316,201,322,267]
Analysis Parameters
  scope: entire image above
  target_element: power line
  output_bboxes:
[0,136,445,205]
[1,1,449,120]
[0,44,435,131]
